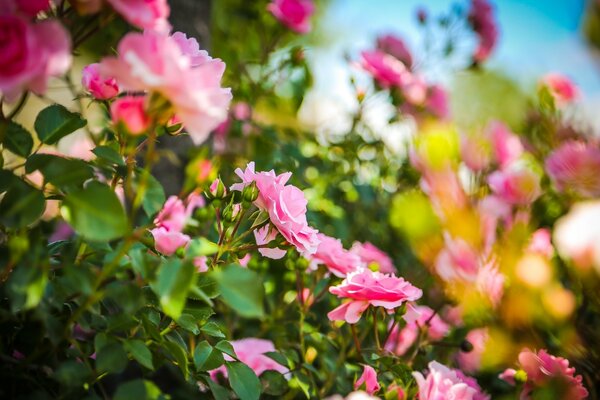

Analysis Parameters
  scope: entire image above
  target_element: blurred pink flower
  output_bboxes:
[171,31,211,67]
[457,328,489,373]
[436,236,480,282]
[527,228,553,259]
[150,227,190,255]
[488,164,541,205]
[376,34,413,68]
[476,261,504,307]
[0,16,71,101]
[110,95,151,135]
[254,225,287,259]
[413,361,489,400]
[385,305,450,356]
[311,234,361,277]
[488,121,523,168]
[426,84,450,120]
[232,162,320,256]
[355,365,380,395]
[545,141,600,198]
[468,0,498,63]
[106,0,170,31]
[193,256,208,273]
[232,102,252,121]
[100,30,232,145]
[541,73,579,105]
[82,63,119,100]
[267,0,315,34]
[500,348,588,399]
[554,201,600,273]
[2,0,51,16]
[328,268,422,324]
[461,133,492,171]
[350,241,395,274]
[184,191,205,216]
[153,196,187,232]
[360,50,409,89]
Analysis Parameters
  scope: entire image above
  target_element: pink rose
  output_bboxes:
[100,31,232,145]
[554,201,600,273]
[0,16,71,101]
[488,121,523,168]
[3,0,51,16]
[193,256,208,273]
[435,236,480,282]
[209,338,289,380]
[545,141,600,198]
[426,84,450,119]
[106,0,170,31]
[310,234,361,277]
[476,261,504,307]
[171,31,211,67]
[376,34,413,68]
[541,73,579,105]
[488,164,541,205]
[254,225,287,259]
[110,95,151,135]
[527,228,553,259]
[500,349,588,399]
[267,0,315,34]
[413,361,490,400]
[350,241,395,274]
[461,133,493,172]
[468,0,498,63]
[457,328,489,373]
[327,268,422,324]
[150,227,190,255]
[360,50,409,89]
[81,63,119,100]
[354,365,380,395]
[384,305,450,356]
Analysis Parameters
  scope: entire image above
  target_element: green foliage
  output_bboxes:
[212,264,265,319]
[1,121,33,157]
[34,104,87,144]
[226,362,262,400]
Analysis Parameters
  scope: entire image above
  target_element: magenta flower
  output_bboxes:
[354,365,380,395]
[488,164,541,205]
[360,50,409,89]
[376,34,413,68]
[310,233,362,277]
[327,268,422,324]
[100,30,232,145]
[350,241,395,274]
[541,73,579,105]
[106,0,170,31]
[0,15,71,101]
[3,0,51,16]
[150,227,190,256]
[82,63,119,100]
[545,141,600,198]
[267,0,315,34]
[500,348,588,399]
[413,361,490,400]
[110,96,151,135]
[385,305,450,356]
[468,0,498,63]
[426,84,450,120]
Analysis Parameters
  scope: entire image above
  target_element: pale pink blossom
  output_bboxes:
[355,365,380,395]
[426,84,450,119]
[193,256,208,273]
[476,261,504,307]
[435,236,480,282]
[111,96,151,135]
[541,73,579,105]
[311,234,361,277]
[254,225,287,259]
[376,34,413,68]
[478,195,511,251]
[413,361,489,400]
[150,227,190,255]
[153,196,187,232]
[171,31,211,67]
[328,268,422,324]
[499,368,517,385]
[468,0,498,63]
[461,133,493,171]
[360,50,409,89]
[231,162,320,256]
[545,141,600,198]
[239,253,251,267]
[185,191,205,216]
[0,16,71,101]
[488,121,523,168]
[232,102,252,121]
[106,0,170,31]
[457,328,489,373]
[209,338,289,380]
[385,305,450,356]
[488,164,541,205]
[500,348,588,399]
[350,241,395,274]
[267,0,315,34]
[527,228,553,259]
[81,63,119,100]
[100,31,232,145]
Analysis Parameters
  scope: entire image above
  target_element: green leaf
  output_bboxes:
[207,380,230,400]
[114,380,164,400]
[264,351,291,369]
[261,370,288,396]
[54,361,92,388]
[226,361,261,400]
[26,154,94,189]
[0,170,18,192]
[200,321,225,338]
[193,341,225,371]
[141,173,165,217]
[177,313,199,335]
[164,340,189,379]
[0,179,45,228]
[186,237,220,257]
[35,104,87,144]
[2,121,33,157]
[212,264,264,319]
[96,342,128,374]
[124,340,154,370]
[61,181,127,241]
[92,145,125,166]
[215,340,237,359]
[154,259,197,320]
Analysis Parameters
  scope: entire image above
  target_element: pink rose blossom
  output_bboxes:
[184,191,205,216]
[413,361,489,400]
[545,141,600,198]
[193,256,208,273]
[541,73,579,105]
[468,0,498,63]
[150,227,190,255]
[232,102,252,121]
[457,328,489,373]
[376,34,413,68]
[231,162,320,256]
[476,261,504,307]
[81,63,119,100]
[100,31,232,145]
[355,365,380,395]
[110,96,151,135]
[488,164,541,205]
[106,0,170,31]
[499,368,517,385]
[267,0,315,34]
[350,241,395,274]
[461,133,493,171]
[435,236,480,282]
[385,305,450,356]
[360,50,409,89]
[527,228,553,259]
[311,234,361,277]
[426,84,450,119]
[500,348,588,399]
[171,31,211,67]
[2,0,51,16]
[209,338,289,380]
[254,225,287,259]
[488,121,523,168]
[153,196,186,232]
[0,16,71,101]
[327,268,422,324]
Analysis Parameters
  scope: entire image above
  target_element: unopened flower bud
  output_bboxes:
[242,181,259,203]
[111,96,151,135]
[208,178,226,199]
[166,115,184,135]
[222,203,242,222]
